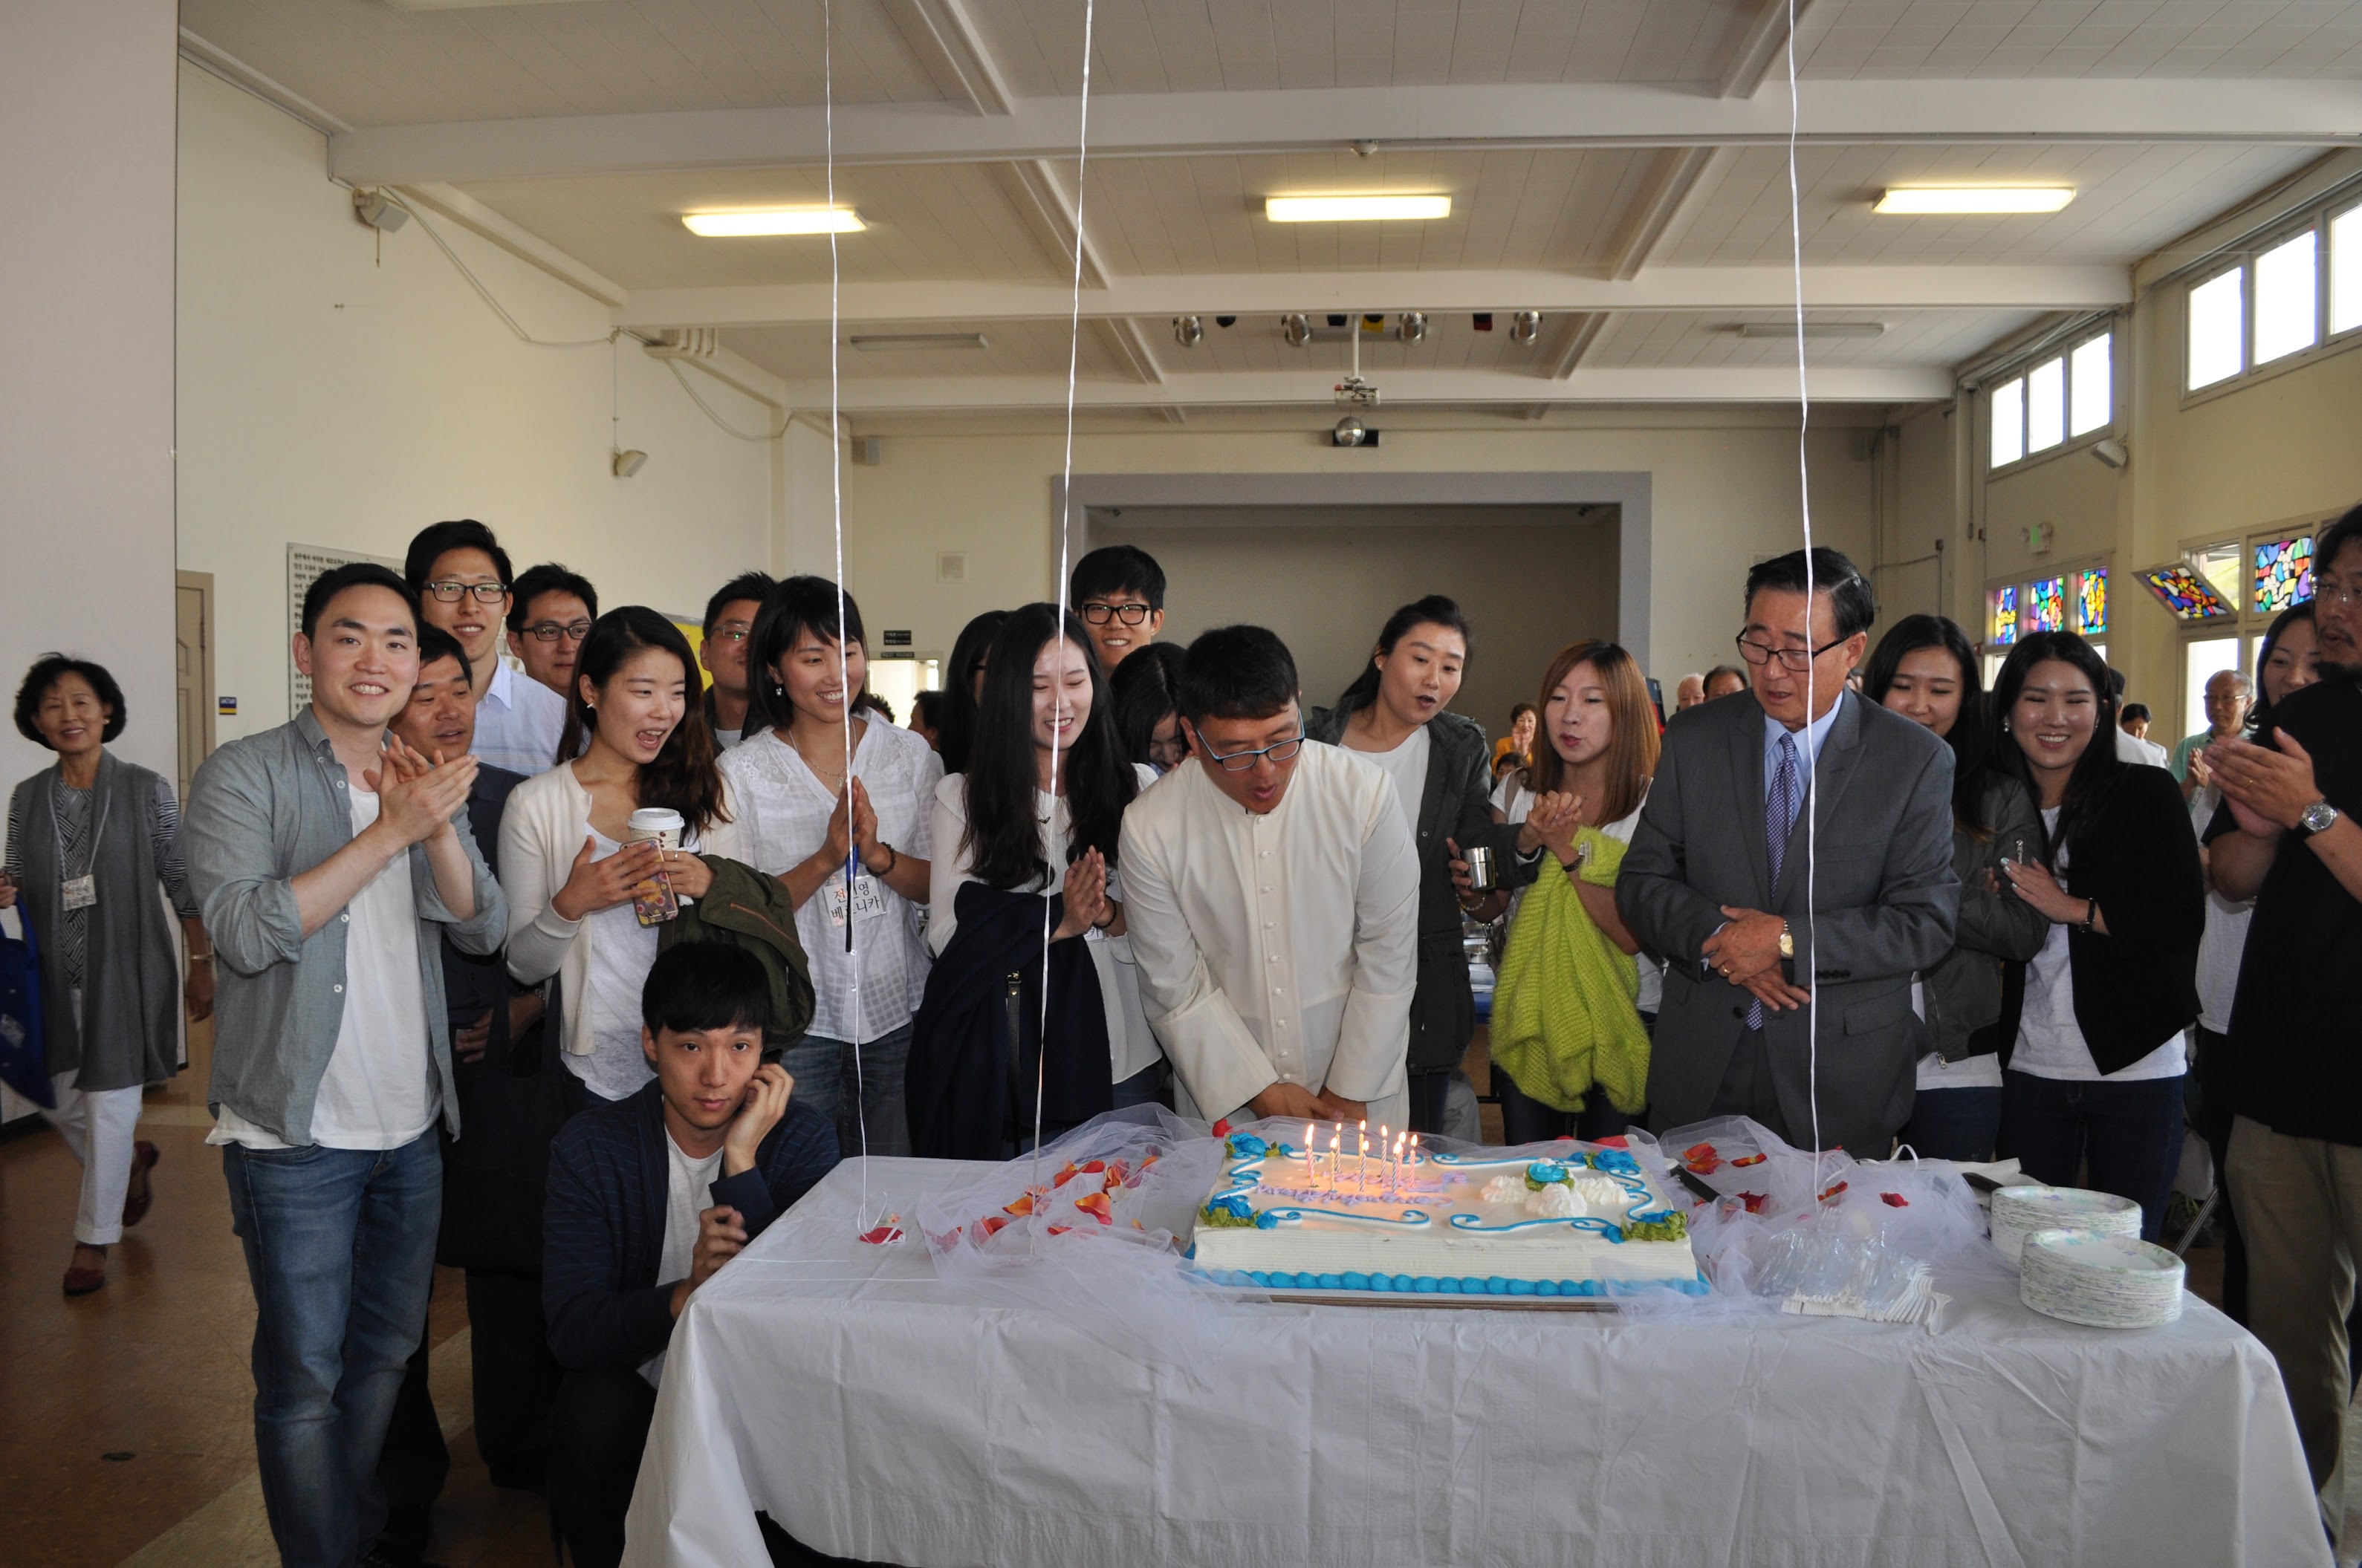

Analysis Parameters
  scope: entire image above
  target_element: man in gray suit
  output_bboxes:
[1618,547,1958,1154]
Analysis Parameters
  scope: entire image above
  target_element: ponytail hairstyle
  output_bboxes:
[1988,630,2120,868]
[961,603,1138,891]
[562,607,729,836]
[1332,595,1475,717]
[1862,614,1997,839]
[1524,640,1656,826]
[935,608,1009,776]
[747,575,866,736]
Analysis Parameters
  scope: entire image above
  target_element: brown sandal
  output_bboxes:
[122,1141,160,1228]
[64,1246,106,1296]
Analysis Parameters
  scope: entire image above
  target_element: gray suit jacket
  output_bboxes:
[1616,689,1959,1153]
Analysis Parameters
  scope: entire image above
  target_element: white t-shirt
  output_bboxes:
[211,789,438,1151]
[1353,724,1430,837]
[929,767,1164,1084]
[2195,890,2253,1035]
[571,826,664,1103]
[715,720,944,1044]
[2011,806,2186,1081]
[640,1132,726,1389]
[715,727,744,751]
[1490,778,1662,1015]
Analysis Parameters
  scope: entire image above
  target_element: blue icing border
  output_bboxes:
[1190,1266,1711,1298]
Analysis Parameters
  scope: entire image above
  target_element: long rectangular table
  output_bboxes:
[625,1157,2328,1567]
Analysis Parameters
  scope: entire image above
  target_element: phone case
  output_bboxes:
[632,868,681,926]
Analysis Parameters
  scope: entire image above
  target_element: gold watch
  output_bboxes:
[1777,922,1794,960]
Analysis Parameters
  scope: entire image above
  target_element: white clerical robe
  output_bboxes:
[1118,741,1419,1126]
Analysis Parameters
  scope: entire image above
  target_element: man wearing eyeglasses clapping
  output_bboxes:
[1618,547,1959,1155]
[405,520,571,777]
[1119,625,1420,1131]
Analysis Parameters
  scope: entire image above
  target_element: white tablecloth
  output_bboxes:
[626,1157,2327,1568]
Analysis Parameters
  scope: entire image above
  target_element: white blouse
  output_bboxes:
[715,720,944,1044]
[929,767,1164,1085]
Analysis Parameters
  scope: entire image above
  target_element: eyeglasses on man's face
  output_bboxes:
[709,625,752,644]
[2317,575,2362,610]
[524,619,592,644]
[1735,633,1849,672]
[425,580,510,604]
[1205,729,1305,772]
[1081,601,1153,626]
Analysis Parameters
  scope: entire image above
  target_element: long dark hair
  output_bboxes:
[562,607,730,836]
[1863,614,1997,838]
[961,604,1137,891]
[2251,600,2317,727]
[1990,631,2119,866]
[1110,642,1188,770]
[935,609,1008,775]
[748,575,866,735]
[1333,595,1474,715]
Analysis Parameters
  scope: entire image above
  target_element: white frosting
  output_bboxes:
[1195,1148,1698,1286]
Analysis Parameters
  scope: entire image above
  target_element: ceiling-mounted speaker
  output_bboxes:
[611,449,648,479]
[352,187,409,232]
[2092,437,2129,469]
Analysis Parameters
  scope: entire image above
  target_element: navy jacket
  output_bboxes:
[543,1079,840,1371]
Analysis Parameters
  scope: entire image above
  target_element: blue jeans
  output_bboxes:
[222,1132,441,1568]
[1898,1084,2004,1163]
[782,1024,912,1159]
[2001,1070,2186,1242]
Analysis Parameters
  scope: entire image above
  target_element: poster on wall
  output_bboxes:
[288,544,403,715]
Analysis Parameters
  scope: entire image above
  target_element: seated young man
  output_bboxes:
[542,941,840,1568]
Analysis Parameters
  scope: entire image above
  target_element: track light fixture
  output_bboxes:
[1398,311,1427,343]
[1509,310,1542,345]
[1174,315,1204,348]
[611,449,648,479]
[1281,313,1312,347]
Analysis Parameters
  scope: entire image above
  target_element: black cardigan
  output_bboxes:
[2004,763,2203,1076]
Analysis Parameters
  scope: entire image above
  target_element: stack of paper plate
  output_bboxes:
[2019,1229,2186,1328]
[1990,1185,2143,1262]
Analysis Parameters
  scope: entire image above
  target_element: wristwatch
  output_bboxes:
[1777,921,1794,960]
[2300,800,2341,837]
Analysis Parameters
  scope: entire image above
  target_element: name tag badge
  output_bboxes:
[823,874,887,928]
[62,874,97,911]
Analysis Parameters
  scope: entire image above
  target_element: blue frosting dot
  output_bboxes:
[1537,1279,1560,1297]
[1412,1275,1438,1293]
[1317,1273,1343,1290]
[1508,1278,1535,1296]
[1343,1271,1369,1291]
[1487,1276,1511,1295]
[1247,1270,1270,1286]
[1394,1274,1416,1292]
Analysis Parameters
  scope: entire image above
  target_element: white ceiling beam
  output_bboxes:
[989,160,1110,289]
[1096,316,1165,385]
[1545,313,1615,379]
[1603,146,1716,281]
[330,78,2362,183]
[619,264,2126,329]
[398,182,629,307]
[763,365,1953,412]
[180,28,350,137]
[878,0,1013,115]
[1717,0,1818,99]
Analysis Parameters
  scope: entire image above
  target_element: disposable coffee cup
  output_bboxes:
[625,807,684,850]
[1463,845,1497,892]
[625,808,686,925]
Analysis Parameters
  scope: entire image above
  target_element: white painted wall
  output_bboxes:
[0,2,179,787]
[814,420,1876,691]
[176,62,781,741]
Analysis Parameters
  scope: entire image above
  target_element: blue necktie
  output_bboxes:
[1750,732,1803,1031]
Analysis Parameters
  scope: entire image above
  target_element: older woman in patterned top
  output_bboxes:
[3,655,212,1295]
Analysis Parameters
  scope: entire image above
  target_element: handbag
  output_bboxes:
[0,908,56,1107]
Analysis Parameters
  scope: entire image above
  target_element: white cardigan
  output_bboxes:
[497,762,742,1059]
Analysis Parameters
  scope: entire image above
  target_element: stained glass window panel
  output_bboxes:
[2029,577,2068,633]
[2254,536,2315,614]
[2075,567,2108,635]
[1990,585,2019,645]
[2135,565,2236,621]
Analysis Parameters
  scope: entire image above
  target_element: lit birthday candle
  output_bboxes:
[1305,1122,1317,1188]
[1377,1125,1390,1194]
[1357,1122,1369,1190]
[1392,1133,1407,1199]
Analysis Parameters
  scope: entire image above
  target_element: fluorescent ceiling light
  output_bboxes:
[1875,186,2074,215]
[683,207,865,237]
[1265,194,1451,224]
[849,333,988,351]
[1735,322,1886,339]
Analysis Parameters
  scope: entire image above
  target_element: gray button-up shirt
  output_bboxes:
[184,708,507,1145]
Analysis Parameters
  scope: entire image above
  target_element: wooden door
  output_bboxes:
[175,571,215,801]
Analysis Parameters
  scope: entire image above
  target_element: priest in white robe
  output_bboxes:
[1119,625,1420,1130]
